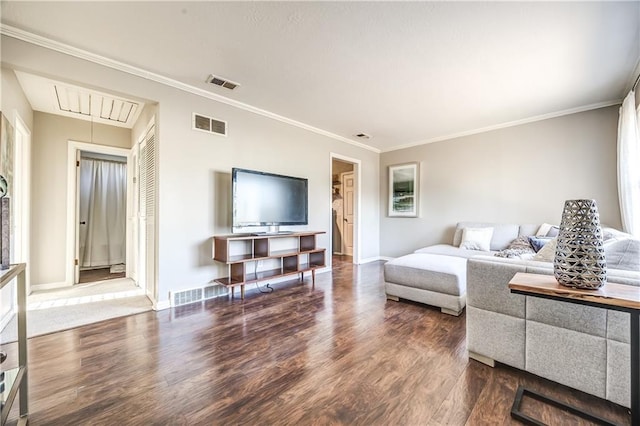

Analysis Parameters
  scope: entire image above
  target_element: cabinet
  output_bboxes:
[0,263,28,426]
[213,232,326,299]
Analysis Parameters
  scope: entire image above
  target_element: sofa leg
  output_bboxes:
[386,294,400,302]
[441,307,462,316]
[468,351,495,367]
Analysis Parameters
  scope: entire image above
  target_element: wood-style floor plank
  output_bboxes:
[1,257,631,425]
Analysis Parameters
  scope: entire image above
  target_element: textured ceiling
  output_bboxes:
[2,1,639,152]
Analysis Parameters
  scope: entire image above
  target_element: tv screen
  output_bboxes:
[232,168,308,231]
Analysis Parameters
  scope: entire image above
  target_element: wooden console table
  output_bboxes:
[508,272,639,426]
[0,263,28,426]
[213,232,326,299]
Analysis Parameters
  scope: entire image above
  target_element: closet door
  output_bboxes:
[139,122,157,300]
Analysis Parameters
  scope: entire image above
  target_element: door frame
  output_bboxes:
[65,140,133,286]
[329,153,361,264]
[13,112,31,293]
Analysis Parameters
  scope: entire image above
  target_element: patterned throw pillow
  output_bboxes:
[494,236,536,259]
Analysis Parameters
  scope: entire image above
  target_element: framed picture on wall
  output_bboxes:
[388,162,419,217]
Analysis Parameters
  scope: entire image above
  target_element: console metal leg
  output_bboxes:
[631,312,639,426]
[510,386,618,426]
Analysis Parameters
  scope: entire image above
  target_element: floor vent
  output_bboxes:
[193,112,227,136]
[171,285,227,307]
[173,288,202,307]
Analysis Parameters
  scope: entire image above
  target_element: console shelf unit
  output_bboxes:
[213,232,326,299]
[1,263,28,426]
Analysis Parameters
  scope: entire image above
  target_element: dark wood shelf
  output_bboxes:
[212,232,326,299]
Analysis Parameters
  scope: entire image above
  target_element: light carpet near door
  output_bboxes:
[0,295,152,344]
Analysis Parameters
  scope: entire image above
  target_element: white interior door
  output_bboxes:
[341,171,354,256]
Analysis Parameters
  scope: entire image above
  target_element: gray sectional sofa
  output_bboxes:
[384,221,640,408]
[384,222,540,315]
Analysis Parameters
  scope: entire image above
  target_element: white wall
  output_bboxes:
[380,105,622,258]
[2,36,380,305]
[31,112,131,285]
[0,68,33,326]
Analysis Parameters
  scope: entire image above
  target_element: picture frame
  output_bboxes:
[388,162,419,217]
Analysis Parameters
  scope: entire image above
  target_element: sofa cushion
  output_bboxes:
[518,224,540,237]
[453,222,519,251]
[526,321,607,399]
[384,253,466,296]
[414,244,493,258]
[526,297,606,337]
[604,238,640,272]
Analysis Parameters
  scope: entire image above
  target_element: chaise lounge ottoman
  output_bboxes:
[384,253,467,316]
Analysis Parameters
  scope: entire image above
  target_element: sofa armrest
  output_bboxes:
[466,257,529,318]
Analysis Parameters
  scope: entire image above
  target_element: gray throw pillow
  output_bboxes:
[528,236,554,253]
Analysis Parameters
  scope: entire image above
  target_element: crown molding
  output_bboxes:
[0,24,381,154]
[382,99,623,153]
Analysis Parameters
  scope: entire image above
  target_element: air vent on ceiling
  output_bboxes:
[193,113,227,136]
[354,133,371,139]
[206,74,240,90]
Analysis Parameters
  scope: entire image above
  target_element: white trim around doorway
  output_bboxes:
[63,141,132,288]
[330,153,362,265]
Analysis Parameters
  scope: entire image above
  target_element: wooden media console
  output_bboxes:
[212,231,326,299]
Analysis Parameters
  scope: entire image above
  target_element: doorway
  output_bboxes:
[65,141,134,287]
[330,154,359,263]
[77,151,127,284]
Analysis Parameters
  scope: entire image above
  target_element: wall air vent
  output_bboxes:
[206,74,240,90]
[170,284,228,307]
[193,112,227,136]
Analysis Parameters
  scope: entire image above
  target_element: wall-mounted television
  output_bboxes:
[232,168,308,234]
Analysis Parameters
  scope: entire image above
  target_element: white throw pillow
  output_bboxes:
[459,227,493,251]
[536,223,559,237]
[533,237,557,262]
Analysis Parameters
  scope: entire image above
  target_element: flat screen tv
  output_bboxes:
[232,168,308,234]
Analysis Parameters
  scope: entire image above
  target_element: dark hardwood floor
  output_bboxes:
[2,257,630,425]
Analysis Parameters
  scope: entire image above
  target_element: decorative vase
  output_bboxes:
[553,199,607,289]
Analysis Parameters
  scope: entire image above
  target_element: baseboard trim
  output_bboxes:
[154,300,171,311]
